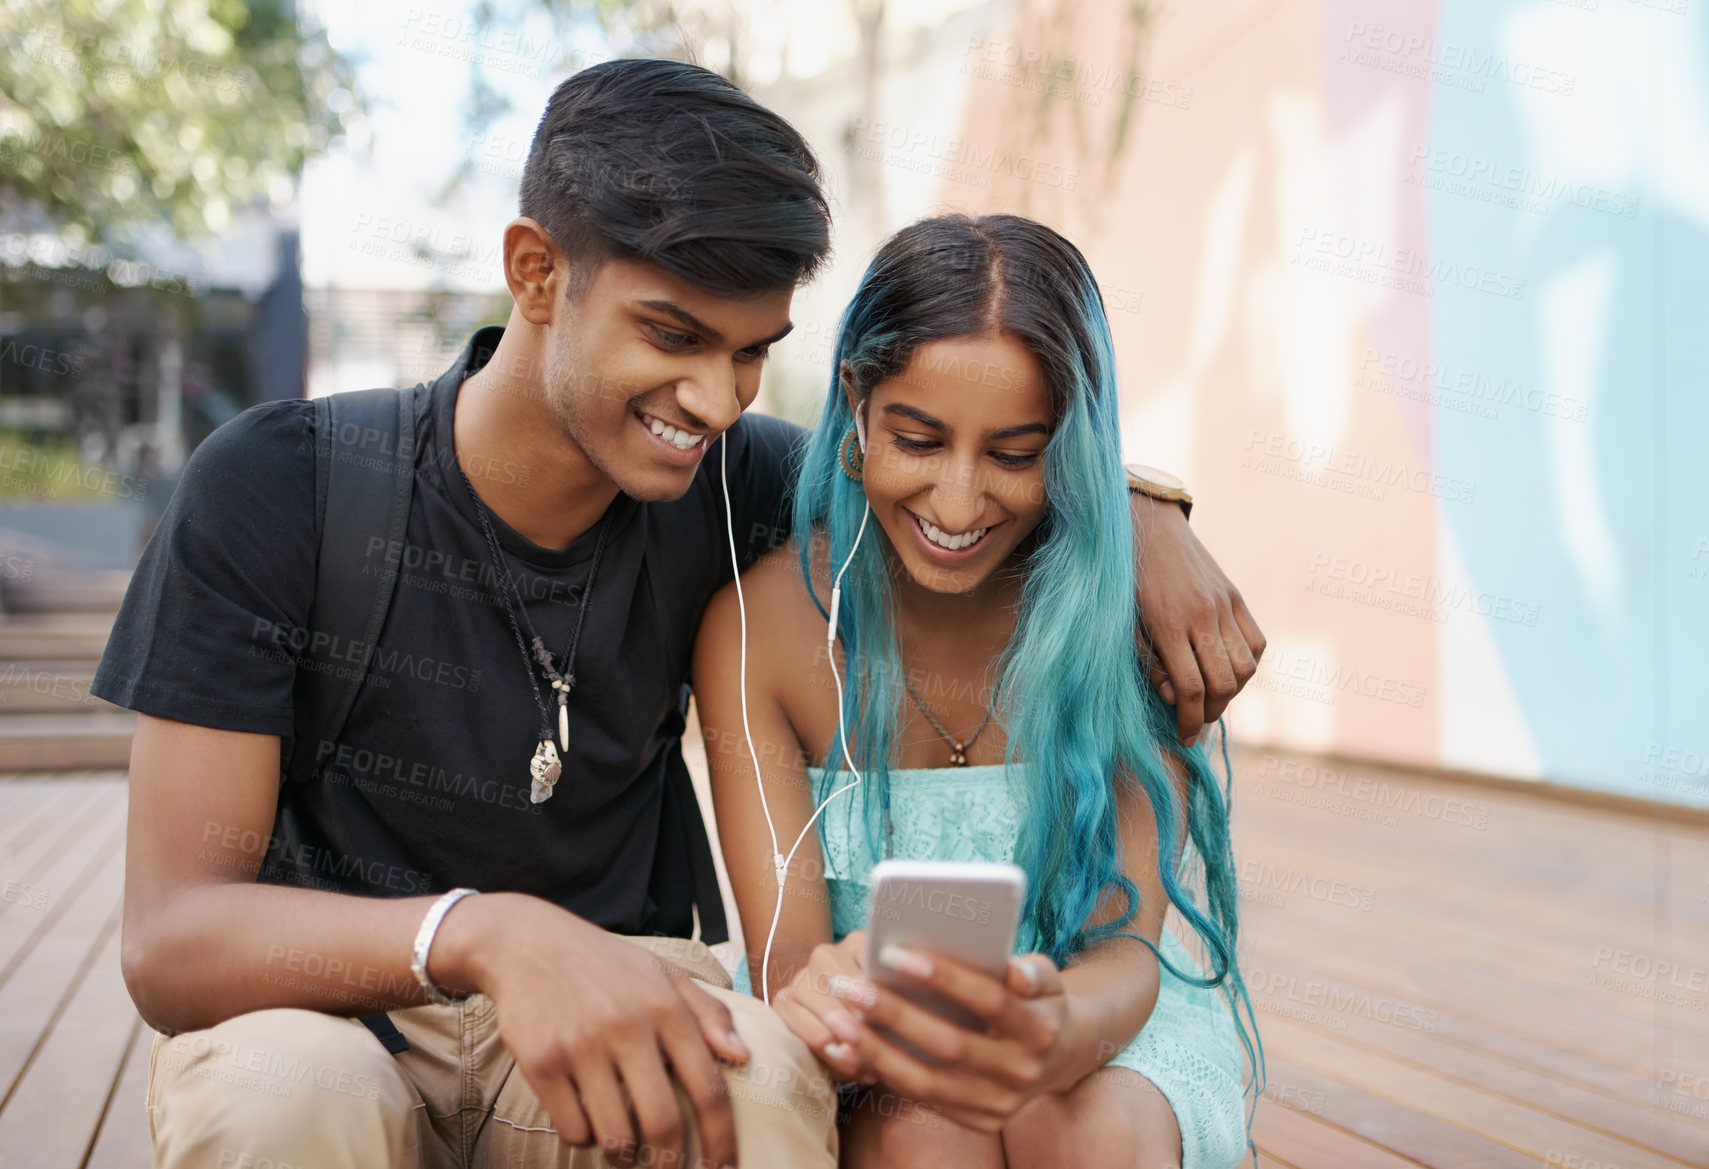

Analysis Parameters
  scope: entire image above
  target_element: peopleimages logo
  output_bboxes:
[199,820,434,895]
[1244,429,1478,504]
[1306,552,1543,628]
[1589,945,1709,1012]
[250,617,483,692]
[1293,227,1527,300]
[1407,145,1639,219]
[1340,22,1577,96]
[1356,348,1589,423]
[959,36,1193,110]
[1239,860,1377,911]
[1246,967,1441,1033]
[850,118,1079,190]
[1255,648,1428,709]
[1256,755,1491,830]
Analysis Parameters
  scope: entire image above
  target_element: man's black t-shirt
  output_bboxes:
[92,326,802,937]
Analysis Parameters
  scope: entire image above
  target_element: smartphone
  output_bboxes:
[862,859,1027,1035]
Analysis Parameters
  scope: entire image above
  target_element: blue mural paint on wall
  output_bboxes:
[1429,0,1709,806]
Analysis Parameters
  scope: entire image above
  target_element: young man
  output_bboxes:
[96,59,1264,1169]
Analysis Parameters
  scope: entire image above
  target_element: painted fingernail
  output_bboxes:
[827,1011,863,1043]
[1009,956,1041,995]
[1184,734,1198,748]
[824,1041,853,1063]
[726,1029,750,1058]
[879,943,932,980]
[834,979,878,1011]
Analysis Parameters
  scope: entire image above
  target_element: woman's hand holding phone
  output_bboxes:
[771,929,880,1084]
[832,946,1079,1133]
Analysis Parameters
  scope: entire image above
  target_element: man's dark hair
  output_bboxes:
[520,58,831,297]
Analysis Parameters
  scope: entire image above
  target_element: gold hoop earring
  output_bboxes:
[838,425,864,482]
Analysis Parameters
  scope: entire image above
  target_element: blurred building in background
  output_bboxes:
[1,0,1702,808]
[296,0,1709,812]
[0,216,306,466]
[0,0,352,563]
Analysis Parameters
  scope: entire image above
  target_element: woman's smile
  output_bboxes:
[903,507,1004,561]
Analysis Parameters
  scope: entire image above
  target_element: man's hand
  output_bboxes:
[1134,499,1265,746]
[440,893,749,1168]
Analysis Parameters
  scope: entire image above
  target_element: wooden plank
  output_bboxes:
[0,782,117,915]
[84,1016,152,1169]
[1242,887,1708,1057]
[0,912,134,1169]
[0,782,87,855]
[1230,793,1709,1134]
[0,612,115,659]
[1247,939,1709,1151]
[1257,1055,1559,1169]
[1244,922,1709,1093]
[1234,797,1709,943]
[1261,1016,1699,1168]
[1250,1094,1428,1169]
[1248,923,1709,1082]
[1233,792,1709,956]
[1245,936,1709,1160]
[1243,1146,1301,1169]
[1227,744,1708,864]
[0,840,126,1104]
[0,715,136,773]
[0,778,49,820]
[1300,747,1709,830]
[1239,824,1709,997]
[1238,806,1709,924]
[0,807,127,987]
[0,664,107,714]
[1238,858,1709,989]
[1249,930,1709,1076]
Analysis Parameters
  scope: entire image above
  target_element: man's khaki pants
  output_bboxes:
[144,936,837,1169]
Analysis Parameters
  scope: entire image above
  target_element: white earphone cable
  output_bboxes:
[719,436,783,880]
[719,431,870,1004]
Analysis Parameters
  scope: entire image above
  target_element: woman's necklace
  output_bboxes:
[901,673,997,767]
[460,470,615,804]
[882,671,999,857]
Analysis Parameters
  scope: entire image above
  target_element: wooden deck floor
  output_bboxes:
[1,749,1705,1168]
[0,774,148,1169]
[1227,748,1709,1169]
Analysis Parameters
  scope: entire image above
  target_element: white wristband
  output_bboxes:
[411,887,478,1005]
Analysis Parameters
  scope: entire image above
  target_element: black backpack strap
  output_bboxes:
[660,683,729,945]
[678,769,731,945]
[358,1011,411,1054]
[289,386,421,784]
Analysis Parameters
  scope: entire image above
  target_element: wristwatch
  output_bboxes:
[1125,463,1193,520]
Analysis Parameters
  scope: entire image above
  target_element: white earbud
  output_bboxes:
[854,407,867,454]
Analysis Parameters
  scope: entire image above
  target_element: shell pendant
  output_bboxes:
[529,738,562,803]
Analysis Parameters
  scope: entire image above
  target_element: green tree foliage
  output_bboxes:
[0,0,358,242]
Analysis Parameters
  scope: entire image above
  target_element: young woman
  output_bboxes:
[693,213,1261,1168]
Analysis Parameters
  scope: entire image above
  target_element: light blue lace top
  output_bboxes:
[733,764,1251,1169]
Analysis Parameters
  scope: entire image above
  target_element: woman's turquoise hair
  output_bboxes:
[791,213,1264,1115]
